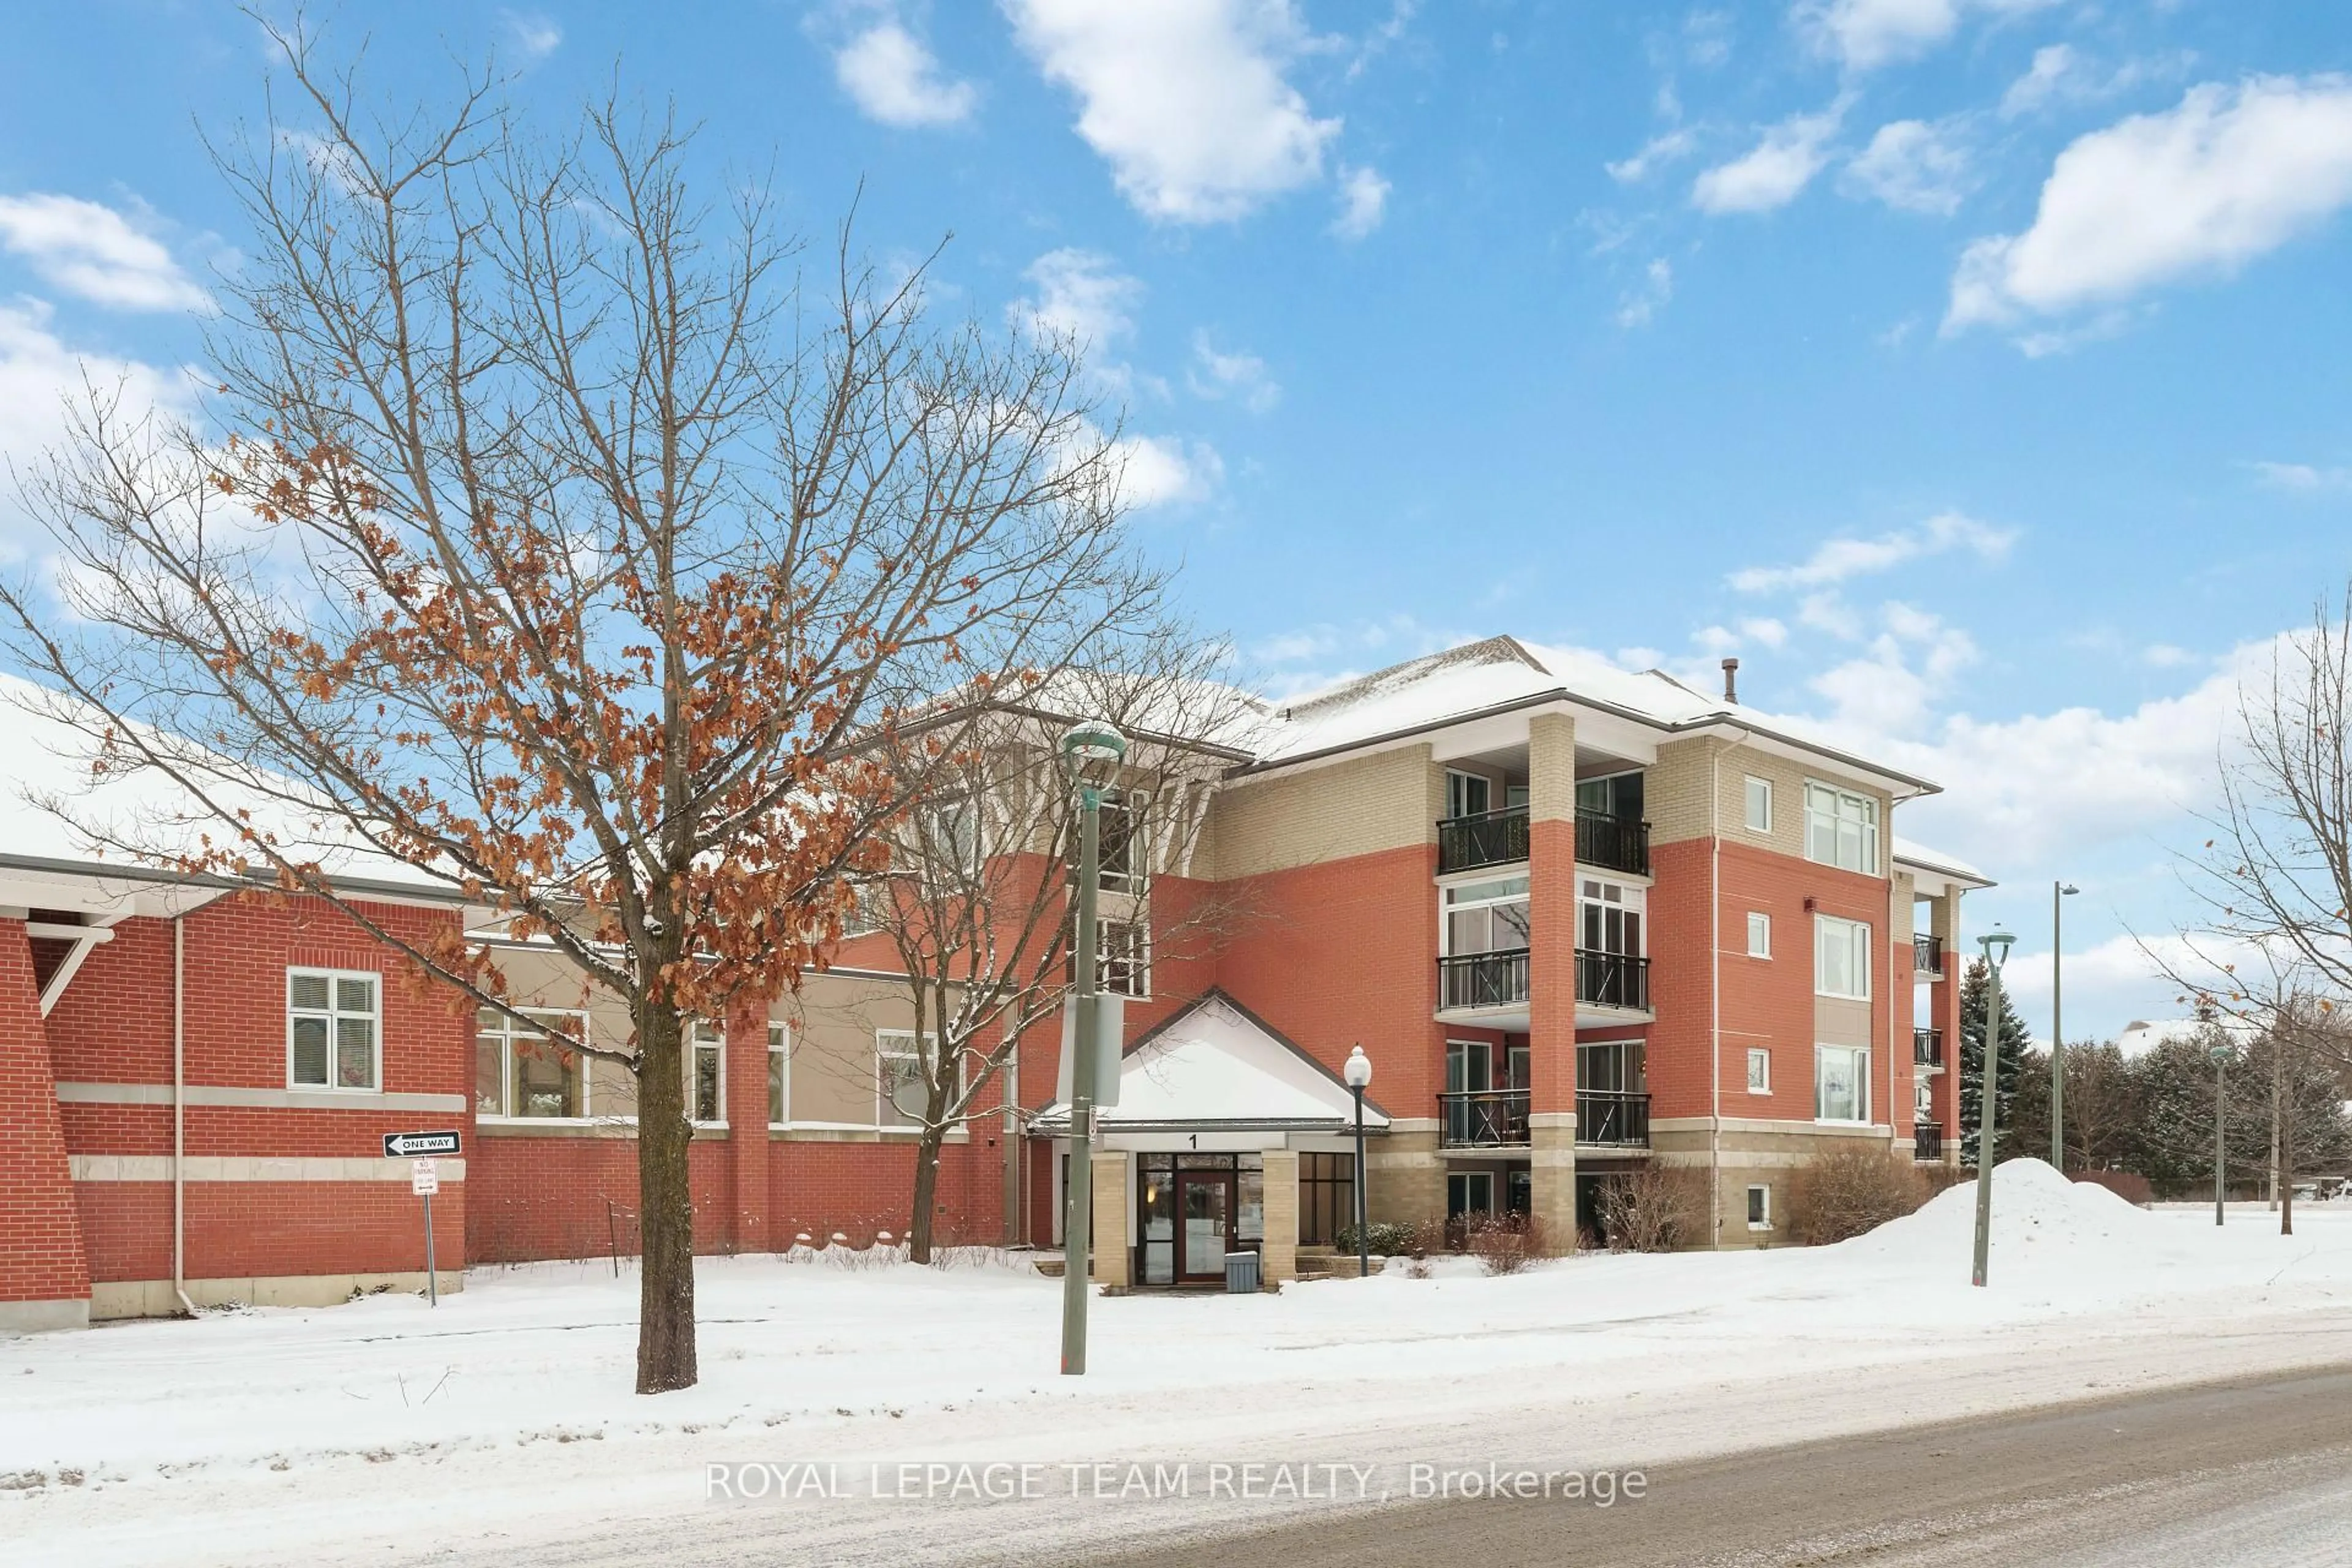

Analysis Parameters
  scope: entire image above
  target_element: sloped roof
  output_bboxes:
[1893,835,1992,888]
[1033,989,1390,1132]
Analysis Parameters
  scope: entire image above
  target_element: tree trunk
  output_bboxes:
[634,1000,699,1394]
[2281,1069,2296,1238]
[908,1126,943,1264]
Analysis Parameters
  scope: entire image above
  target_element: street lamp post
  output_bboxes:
[1058,718,1127,1378]
[2051,882,2079,1170]
[2211,1039,2232,1227]
[1971,924,2016,1288]
[1344,1046,1372,1280]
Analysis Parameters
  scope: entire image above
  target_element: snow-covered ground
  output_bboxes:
[7,1163,2352,1566]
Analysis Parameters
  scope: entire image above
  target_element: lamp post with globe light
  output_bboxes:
[2051,882,2078,1170]
[1971,924,2016,1287]
[1058,717,1126,1376]
[1344,1046,1372,1280]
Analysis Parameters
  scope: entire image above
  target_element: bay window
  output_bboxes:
[1443,874,1531,955]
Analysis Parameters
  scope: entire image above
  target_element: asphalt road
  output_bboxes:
[1083,1364,2352,1568]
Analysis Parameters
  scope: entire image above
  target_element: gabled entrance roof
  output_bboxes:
[1032,989,1390,1134]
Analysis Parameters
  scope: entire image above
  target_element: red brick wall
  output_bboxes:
[0,919,89,1305]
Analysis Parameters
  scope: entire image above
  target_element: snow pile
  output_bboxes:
[1845,1159,2158,1272]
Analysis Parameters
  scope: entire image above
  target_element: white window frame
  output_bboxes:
[917,797,983,882]
[1746,1047,1771,1095]
[1744,775,1773,834]
[766,1022,790,1129]
[1101,918,1152,999]
[1578,876,1646,958]
[1815,1044,1872,1125]
[876,1029,947,1129]
[475,1007,591,1121]
[1445,769,1493,820]
[1747,911,1771,959]
[1747,1183,1772,1231]
[1803,780,1880,875]
[688,1020,726,1127]
[287,967,381,1092]
[1440,873,1532,957]
[1815,914,1872,1000]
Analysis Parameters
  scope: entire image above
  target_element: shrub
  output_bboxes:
[1596,1165,1706,1253]
[1333,1219,1424,1258]
[1787,1145,1929,1245]
[1463,1212,1546,1275]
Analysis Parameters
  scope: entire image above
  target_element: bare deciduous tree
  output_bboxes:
[0,27,1164,1391]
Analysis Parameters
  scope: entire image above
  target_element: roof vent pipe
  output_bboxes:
[1721,657,1740,704]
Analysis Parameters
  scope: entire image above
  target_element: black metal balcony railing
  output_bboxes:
[1913,934,1945,974]
[1439,1088,1530,1148]
[1439,949,1531,1011]
[1576,810,1651,876]
[1577,949,1651,1012]
[1913,1027,1943,1068]
[1577,1090,1651,1147]
[1914,1121,1944,1161]
[1436,805,1530,874]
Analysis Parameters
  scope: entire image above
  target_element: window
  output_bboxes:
[1747,1184,1772,1230]
[474,1008,586,1118]
[1815,914,1872,1000]
[1504,783,1531,810]
[1442,875,1531,955]
[1576,771,1643,821]
[1744,775,1773,833]
[1747,911,1772,959]
[689,1020,725,1124]
[1915,1077,1934,1120]
[1579,878,1645,957]
[1445,769,1491,820]
[1447,1169,1496,1219]
[918,797,982,880]
[767,1022,789,1127]
[841,878,890,936]
[288,970,378,1090]
[1096,791,1146,893]
[1101,919,1150,997]
[877,1030,948,1128]
[1803,781,1880,874]
[1747,1047,1771,1095]
[1816,1044,1870,1123]
[1577,1039,1645,1093]
[1298,1153,1357,1247]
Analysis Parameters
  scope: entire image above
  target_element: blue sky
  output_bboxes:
[3,1,2351,1039]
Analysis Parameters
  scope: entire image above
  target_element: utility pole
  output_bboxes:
[1972,925,2015,1287]
[1058,719,1125,1377]
[2051,882,2076,1169]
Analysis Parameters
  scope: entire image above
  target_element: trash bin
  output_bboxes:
[1224,1250,1262,1294]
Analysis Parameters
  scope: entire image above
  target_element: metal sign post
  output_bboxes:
[385,1131,461,1306]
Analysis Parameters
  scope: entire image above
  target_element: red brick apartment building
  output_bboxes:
[0,637,1985,1329]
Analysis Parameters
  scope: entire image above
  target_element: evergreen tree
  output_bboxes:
[1957,957,2030,1166]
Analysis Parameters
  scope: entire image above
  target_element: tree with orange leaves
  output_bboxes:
[0,23,1166,1393]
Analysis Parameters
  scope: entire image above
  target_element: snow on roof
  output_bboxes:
[1034,990,1389,1131]
[1893,835,1990,886]
[0,673,453,896]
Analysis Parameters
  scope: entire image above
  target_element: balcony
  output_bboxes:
[1914,1120,1944,1161]
[1437,805,1529,874]
[1577,1090,1651,1147]
[1913,1027,1943,1068]
[1576,950,1651,1012]
[1913,934,1945,976]
[1439,1088,1529,1148]
[1439,949,1530,1011]
[1576,810,1650,876]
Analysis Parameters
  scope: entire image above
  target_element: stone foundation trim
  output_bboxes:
[91,1271,464,1319]
[71,1155,469,1182]
[56,1082,468,1113]
[0,1298,89,1333]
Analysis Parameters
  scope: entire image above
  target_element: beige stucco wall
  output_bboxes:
[1650,737,1894,878]
[1651,1118,1900,1250]
[1197,743,1439,880]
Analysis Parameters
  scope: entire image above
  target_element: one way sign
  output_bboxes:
[383,1129,462,1158]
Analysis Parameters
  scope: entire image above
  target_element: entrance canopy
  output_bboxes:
[1031,990,1390,1136]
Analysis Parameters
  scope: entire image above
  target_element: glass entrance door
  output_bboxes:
[1175,1172,1233,1284]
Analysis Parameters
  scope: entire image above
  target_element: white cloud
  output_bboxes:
[499,10,562,62]
[1999,43,2195,119]
[2000,42,2078,118]
[1947,77,2352,334]
[1794,0,2060,75]
[1607,127,1699,184]
[1331,165,1390,240]
[1110,432,1223,510]
[2249,459,2352,494]
[1188,333,1280,413]
[1691,99,1847,214]
[1614,258,1675,328]
[1729,510,2018,594]
[1684,9,1734,69]
[1009,248,1142,350]
[0,301,191,552]
[1841,118,1971,216]
[1806,602,1980,734]
[0,193,211,313]
[1004,0,1340,224]
[1694,617,1790,654]
[832,15,978,128]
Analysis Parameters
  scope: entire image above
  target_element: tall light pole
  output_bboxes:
[1344,1046,1372,1280]
[1971,924,2016,1287]
[2211,1038,2232,1227]
[1058,718,1126,1378]
[2050,882,2078,1170]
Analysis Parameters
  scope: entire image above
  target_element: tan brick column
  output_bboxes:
[1260,1149,1298,1284]
[1526,711,1579,1252]
[1088,1150,1129,1287]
